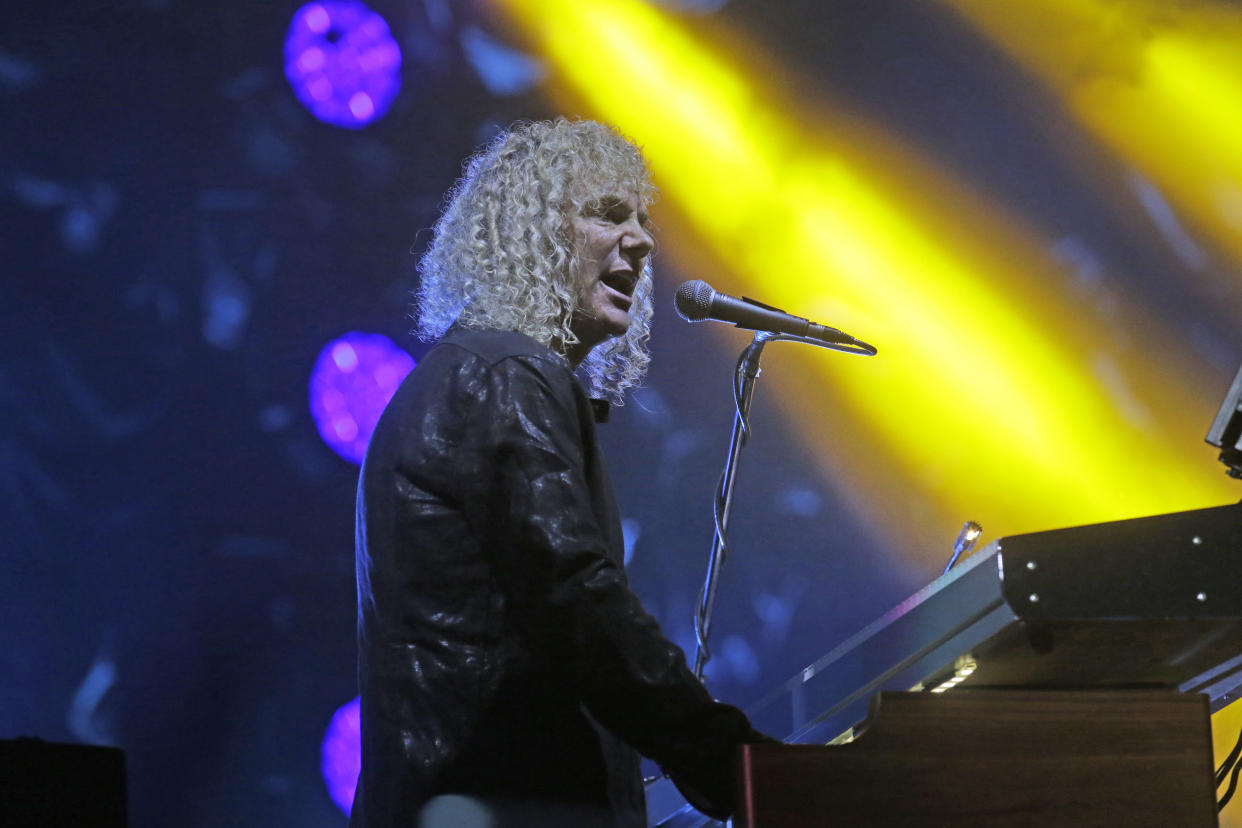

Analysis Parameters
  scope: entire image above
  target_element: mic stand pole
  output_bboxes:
[693,330,774,682]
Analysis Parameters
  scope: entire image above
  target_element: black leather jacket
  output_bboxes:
[351,327,760,828]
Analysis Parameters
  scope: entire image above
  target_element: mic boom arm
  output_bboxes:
[683,281,877,685]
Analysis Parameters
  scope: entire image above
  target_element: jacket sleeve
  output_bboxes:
[459,354,765,819]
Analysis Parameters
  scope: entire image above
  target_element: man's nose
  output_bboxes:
[621,219,654,260]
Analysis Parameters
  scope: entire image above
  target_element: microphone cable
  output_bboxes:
[693,331,876,676]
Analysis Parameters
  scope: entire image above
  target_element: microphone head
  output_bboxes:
[674,280,715,322]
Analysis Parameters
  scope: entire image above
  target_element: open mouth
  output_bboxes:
[602,269,636,297]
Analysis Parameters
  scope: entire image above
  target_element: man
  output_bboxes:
[353,119,765,828]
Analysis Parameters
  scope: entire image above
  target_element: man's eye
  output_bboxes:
[583,200,631,224]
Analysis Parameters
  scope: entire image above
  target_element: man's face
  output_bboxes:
[568,191,654,355]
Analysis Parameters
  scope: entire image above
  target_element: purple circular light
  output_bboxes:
[284,1,402,129]
[321,695,361,815]
[309,331,415,465]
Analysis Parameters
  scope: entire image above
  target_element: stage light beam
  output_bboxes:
[938,0,1242,275]
[492,0,1237,550]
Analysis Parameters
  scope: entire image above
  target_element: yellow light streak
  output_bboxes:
[939,0,1242,277]
[494,1,1242,816]
[494,0,1235,546]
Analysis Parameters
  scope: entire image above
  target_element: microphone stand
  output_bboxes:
[693,331,772,680]
[691,330,876,683]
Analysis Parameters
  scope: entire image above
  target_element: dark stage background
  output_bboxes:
[4,1,1242,826]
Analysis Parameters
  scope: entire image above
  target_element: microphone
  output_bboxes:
[674,280,856,345]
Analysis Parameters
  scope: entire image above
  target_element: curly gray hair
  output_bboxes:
[414,118,656,403]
